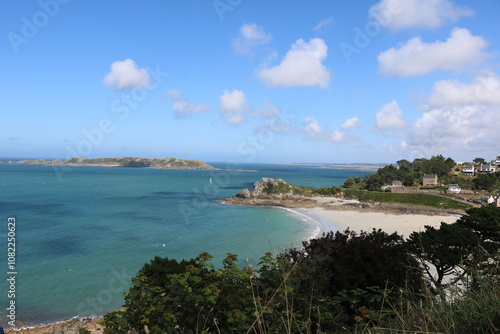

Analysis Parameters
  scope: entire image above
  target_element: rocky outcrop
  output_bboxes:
[224,177,316,208]
[234,187,251,199]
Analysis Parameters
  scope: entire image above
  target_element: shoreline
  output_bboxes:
[297,206,460,239]
[225,195,464,244]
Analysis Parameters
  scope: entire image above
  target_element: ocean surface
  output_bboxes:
[0,161,372,326]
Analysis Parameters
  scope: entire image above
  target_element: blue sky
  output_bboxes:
[1,0,499,163]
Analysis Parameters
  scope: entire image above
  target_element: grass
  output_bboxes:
[343,189,473,210]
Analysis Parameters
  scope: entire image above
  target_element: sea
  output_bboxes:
[0,160,373,327]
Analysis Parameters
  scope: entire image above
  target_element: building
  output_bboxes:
[462,164,475,176]
[392,180,403,187]
[448,184,461,194]
[492,156,500,165]
[479,164,497,173]
[423,174,438,186]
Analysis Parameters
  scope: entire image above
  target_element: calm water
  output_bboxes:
[0,162,372,326]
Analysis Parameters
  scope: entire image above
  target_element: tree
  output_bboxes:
[280,229,423,328]
[456,206,500,273]
[343,177,354,188]
[353,176,362,184]
[408,223,479,293]
[365,173,384,191]
[473,173,498,191]
[473,157,486,164]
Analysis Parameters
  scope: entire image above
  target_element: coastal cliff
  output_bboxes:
[0,157,215,170]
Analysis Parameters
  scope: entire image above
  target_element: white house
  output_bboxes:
[462,164,475,176]
[448,184,461,194]
[491,156,500,165]
[479,164,497,173]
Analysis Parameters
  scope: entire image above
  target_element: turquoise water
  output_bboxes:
[0,162,372,326]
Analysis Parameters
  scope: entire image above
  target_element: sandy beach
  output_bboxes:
[302,206,460,239]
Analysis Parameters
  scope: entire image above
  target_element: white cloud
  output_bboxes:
[314,17,333,31]
[428,72,500,106]
[232,23,272,56]
[171,101,211,118]
[378,28,489,77]
[370,0,473,31]
[163,89,211,118]
[341,116,361,130]
[257,38,331,88]
[403,104,499,156]
[219,89,248,125]
[303,117,346,143]
[163,89,182,100]
[375,100,407,131]
[103,58,151,90]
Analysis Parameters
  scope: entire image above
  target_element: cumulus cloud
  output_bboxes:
[219,89,248,125]
[103,58,151,90]
[303,117,346,143]
[257,38,331,88]
[163,89,211,118]
[369,0,473,31]
[341,116,361,130]
[378,28,489,77]
[375,100,407,131]
[403,104,499,156]
[314,17,334,31]
[232,23,272,56]
[428,72,500,106]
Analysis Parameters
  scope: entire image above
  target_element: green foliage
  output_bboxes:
[262,179,308,195]
[382,271,500,334]
[280,229,423,329]
[364,173,384,191]
[121,159,152,168]
[408,223,479,291]
[356,155,456,190]
[102,252,306,333]
[474,157,487,164]
[473,172,500,191]
[312,185,342,196]
[343,189,472,210]
[78,329,91,334]
[343,177,354,188]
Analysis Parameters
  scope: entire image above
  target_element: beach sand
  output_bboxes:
[304,206,460,238]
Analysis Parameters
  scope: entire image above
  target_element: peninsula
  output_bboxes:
[0,157,215,170]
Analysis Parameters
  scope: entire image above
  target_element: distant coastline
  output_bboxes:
[0,157,216,170]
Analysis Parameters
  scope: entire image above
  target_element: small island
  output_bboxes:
[0,157,215,170]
